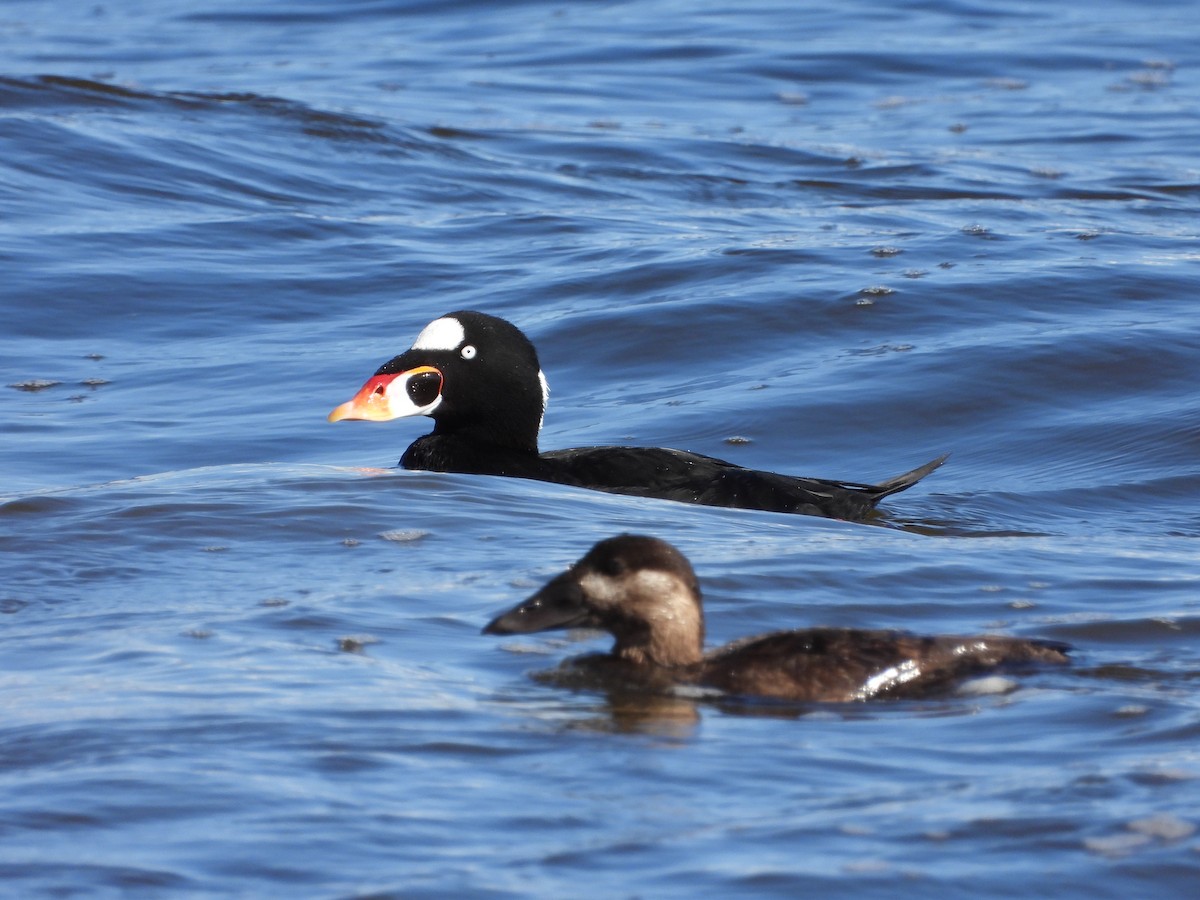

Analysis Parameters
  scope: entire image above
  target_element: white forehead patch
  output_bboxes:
[411,316,465,351]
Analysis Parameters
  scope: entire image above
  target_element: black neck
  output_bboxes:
[401,433,544,478]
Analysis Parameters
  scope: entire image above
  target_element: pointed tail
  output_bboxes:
[867,453,949,502]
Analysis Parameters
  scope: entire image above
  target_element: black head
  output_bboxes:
[328,310,548,453]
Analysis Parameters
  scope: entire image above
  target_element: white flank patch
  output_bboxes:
[411,316,465,351]
[956,675,1016,697]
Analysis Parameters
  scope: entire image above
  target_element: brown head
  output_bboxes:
[483,534,706,667]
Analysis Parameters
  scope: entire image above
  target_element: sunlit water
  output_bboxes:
[3,0,1199,895]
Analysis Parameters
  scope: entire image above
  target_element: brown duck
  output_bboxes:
[484,534,1070,703]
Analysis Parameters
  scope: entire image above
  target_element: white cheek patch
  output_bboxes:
[411,316,466,352]
[577,569,693,623]
[633,571,697,625]
[578,570,619,607]
[632,571,678,602]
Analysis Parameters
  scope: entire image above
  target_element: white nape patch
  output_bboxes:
[537,370,550,432]
[411,316,466,351]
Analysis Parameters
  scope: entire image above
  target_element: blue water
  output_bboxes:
[3,0,1199,895]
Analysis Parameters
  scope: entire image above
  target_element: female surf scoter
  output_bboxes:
[483,535,1070,703]
[328,310,946,520]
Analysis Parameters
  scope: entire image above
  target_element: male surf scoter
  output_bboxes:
[484,535,1070,703]
[328,310,946,520]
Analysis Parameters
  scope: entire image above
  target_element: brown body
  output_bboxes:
[484,535,1069,703]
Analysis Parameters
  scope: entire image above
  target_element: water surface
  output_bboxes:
[2,0,1199,895]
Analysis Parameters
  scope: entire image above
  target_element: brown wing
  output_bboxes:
[700,628,1069,702]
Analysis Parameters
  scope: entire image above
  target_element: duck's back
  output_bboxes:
[538,447,945,519]
[700,628,1070,702]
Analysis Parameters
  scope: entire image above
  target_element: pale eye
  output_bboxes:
[461,345,477,360]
